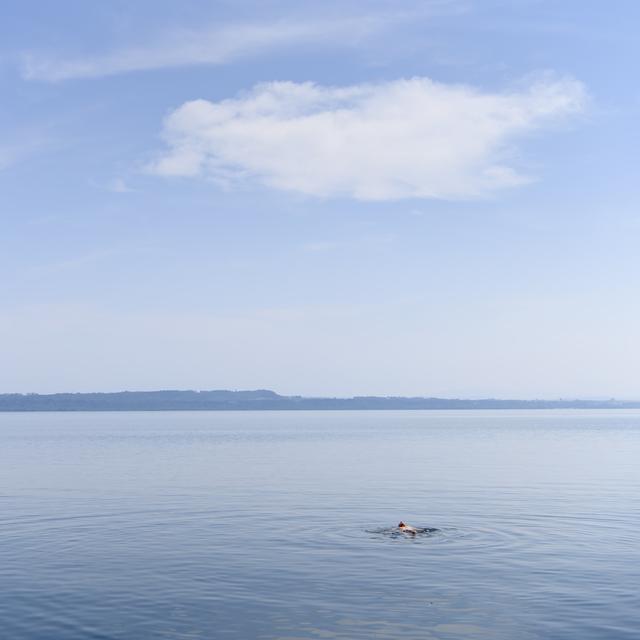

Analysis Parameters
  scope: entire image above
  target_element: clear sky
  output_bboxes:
[2,0,639,398]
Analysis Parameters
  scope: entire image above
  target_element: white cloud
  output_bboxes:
[22,17,385,82]
[149,76,585,201]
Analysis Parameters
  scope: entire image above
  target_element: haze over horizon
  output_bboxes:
[3,1,640,398]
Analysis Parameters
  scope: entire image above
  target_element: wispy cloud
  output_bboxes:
[149,75,586,201]
[302,234,395,253]
[22,16,387,82]
[303,241,342,253]
[22,247,123,279]
[0,131,51,170]
[108,177,134,193]
[87,177,136,193]
[0,146,19,171]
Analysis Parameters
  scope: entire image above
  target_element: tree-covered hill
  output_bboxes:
[0,390,638,411]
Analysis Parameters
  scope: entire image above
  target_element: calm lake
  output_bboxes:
[1,410,639,639]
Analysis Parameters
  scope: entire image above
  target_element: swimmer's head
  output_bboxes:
[398,521,406,527]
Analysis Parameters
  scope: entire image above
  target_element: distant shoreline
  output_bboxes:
[1,390,638,412]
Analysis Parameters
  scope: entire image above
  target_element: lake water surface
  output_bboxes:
[1,410,639,639]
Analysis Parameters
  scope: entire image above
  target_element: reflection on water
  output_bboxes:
[1,410,640,639]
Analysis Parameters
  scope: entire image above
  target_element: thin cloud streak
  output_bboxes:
[22,16,388,82]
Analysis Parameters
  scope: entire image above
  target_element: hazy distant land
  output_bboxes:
[0,390,638,411]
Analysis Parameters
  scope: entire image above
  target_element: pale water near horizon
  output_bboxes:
[1,410,639,639]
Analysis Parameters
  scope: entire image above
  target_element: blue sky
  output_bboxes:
[2,0,639,397]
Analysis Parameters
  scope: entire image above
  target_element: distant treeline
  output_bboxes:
[0,389,638,411]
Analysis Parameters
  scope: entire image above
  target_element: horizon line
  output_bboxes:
[0,389,635,403]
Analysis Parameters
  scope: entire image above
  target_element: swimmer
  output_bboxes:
[398,521,419,535]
